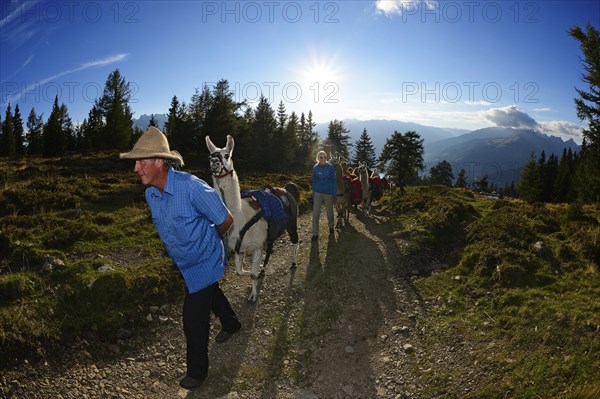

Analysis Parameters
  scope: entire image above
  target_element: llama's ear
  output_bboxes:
[226,135,235,154]
[206,136,217,153]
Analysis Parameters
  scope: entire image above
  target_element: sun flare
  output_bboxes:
[301,57,341,86]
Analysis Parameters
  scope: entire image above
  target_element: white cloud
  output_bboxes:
[465,100,492,106]
[532,107,552,112]
[375,0,437,16]
[0,1,38,28]
[537,120,584,140]
[5,53,129,104]
[483,105,538,129]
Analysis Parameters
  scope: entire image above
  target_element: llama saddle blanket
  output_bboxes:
[240,189,287,222]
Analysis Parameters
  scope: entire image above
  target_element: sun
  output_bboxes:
[301,56,341,86]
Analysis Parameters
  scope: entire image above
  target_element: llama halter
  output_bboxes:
[209,151,234,179]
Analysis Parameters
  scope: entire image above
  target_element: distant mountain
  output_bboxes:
[315,119,468,155]
[424,127,581,185]
[133,114,168,131]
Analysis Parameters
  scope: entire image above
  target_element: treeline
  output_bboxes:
[0,66,423,181]
[0,71,321,172]
[422,147,593,204]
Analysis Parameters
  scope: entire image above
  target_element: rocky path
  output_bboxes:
[1,210,462,399]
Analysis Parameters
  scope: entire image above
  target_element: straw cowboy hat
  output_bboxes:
[120,127,184,166]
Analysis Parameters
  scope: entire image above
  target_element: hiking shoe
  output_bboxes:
[215,325,241,343]
[179,375,205,391]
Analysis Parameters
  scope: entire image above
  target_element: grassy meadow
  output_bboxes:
[0,153,311,367]
[1,154,599,398]
[380,186,600,398]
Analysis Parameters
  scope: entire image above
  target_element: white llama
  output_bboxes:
[206,135,300,302]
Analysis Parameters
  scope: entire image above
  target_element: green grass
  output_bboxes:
[392,187,600,398]
[2,156,598,398]
[0,153,314,368]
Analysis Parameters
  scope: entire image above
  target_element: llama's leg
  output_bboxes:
[248,249,263,302]
[290,242,299,269]
[286,209,299,269]
[235,253,251,276]
[262,242,274,275]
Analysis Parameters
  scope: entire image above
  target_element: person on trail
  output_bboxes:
[311,150,336,241]
[120,127,242,391]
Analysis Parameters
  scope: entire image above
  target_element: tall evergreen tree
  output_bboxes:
[60,104,76,152]
[517,152,543,202]
[98,69,134,151]
[286,111,303,170]
[1,104,16,157]
[271,101,291,170]
[324,119,351,160]
[542,153,559,202]
[555,148,575,203]
[569,23,600,202]
[298,111,318,168]
[26,107,44,156]
[250,95,278,170]
[12,104,25,156]
[474,175,489,192]
[203,79,243,150]
[352,128,377,168]
[429,160,454,186]
[43,96,68,156]
[378,130,424,190]
[455,168,468,188]
[148,114,159,127]
[188,85,212,147]
[81,103,105,151]
[164,95,192,152]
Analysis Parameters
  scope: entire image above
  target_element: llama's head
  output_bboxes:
[206,135,235,178]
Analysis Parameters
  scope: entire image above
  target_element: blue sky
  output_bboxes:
[1,0,598,143]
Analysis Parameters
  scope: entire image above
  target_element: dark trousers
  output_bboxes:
[182,281,241,379]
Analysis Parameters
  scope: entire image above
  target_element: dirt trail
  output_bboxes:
[3,209,454,399]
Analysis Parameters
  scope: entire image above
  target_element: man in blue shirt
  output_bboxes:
[120,127,241,391]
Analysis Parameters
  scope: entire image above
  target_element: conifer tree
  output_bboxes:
[98,69,134,151]
[429,160,454,186]
[60,104,76,152]
[1,104,16,157]
[203,79,243,149]
[188,85,212,146]
[569,23,600,202]
[149,114,159,127]
[352,128,377,168]
[455,168,468,188]
[26,107,44,156]
[325,119,351,160]
[475,175,489,192]
[12,104,25,156]
[555,148,574,203]
[43,96,68,156]
[299,111,318,168]
[378,130,424,190]
[271,101,291,170]
[542,153,559,202]
[164,95,192,152]
[251,95,278,170]
[517,152,543,202]
[286,111,303,170]
[81,103,105,151]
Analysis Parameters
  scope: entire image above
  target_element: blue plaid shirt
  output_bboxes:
[145,167,228,293]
